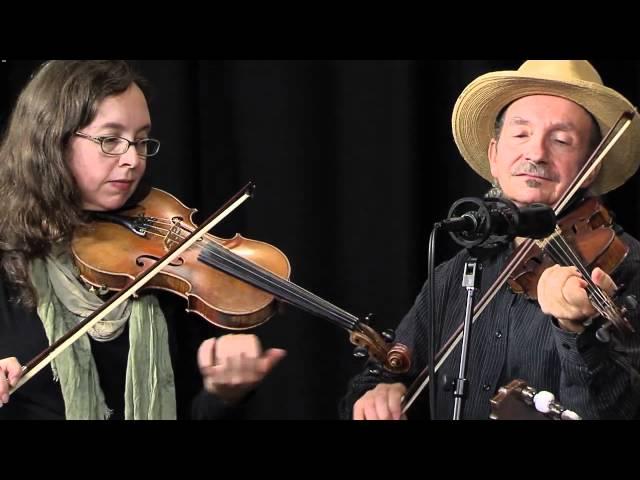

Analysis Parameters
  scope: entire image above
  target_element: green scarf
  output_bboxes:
[29,250,176,420]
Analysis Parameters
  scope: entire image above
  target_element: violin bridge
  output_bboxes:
[536,226,562,249]
[164,219,184,251]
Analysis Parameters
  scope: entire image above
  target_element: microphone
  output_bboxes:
[438,197,557,248]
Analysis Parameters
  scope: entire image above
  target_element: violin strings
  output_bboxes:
[543,236,617,319]
[204,240,363,329]
[557,237,620,322]
[174,227,352,324]
[544,239,611,315]
[145,223,350,326]
[144,219,360,331]
[553,235,613,304]
[198,241,359,330]
[547,236,614,313]
[546,238,606,300]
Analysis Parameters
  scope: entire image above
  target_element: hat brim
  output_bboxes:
[452,71,640,195]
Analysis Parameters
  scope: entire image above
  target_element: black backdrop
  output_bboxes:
[2,60,640,419]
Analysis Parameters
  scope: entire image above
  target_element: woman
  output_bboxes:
[0,60,285,419]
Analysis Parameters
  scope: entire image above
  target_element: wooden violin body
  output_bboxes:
[507,197,629,299]
[71,186,411,373]
[72,188,291,330]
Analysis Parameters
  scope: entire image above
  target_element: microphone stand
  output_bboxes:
[452,257,481,420]
[435,197,551,419]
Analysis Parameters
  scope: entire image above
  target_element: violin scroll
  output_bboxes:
[349,323,411,374]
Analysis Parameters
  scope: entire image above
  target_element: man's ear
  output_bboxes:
[488,138,498,178]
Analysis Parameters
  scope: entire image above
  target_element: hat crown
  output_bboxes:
[518,60,603,85]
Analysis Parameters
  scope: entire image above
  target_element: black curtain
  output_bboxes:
[3,60,640,419]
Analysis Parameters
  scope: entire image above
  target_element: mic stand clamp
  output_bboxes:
[452,257,481,420]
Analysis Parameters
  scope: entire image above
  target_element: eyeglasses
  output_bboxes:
[74,132,161,157]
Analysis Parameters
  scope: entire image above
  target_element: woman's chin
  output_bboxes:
[82,195,130,212]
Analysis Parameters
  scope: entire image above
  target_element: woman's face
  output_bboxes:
[67,83,151,211]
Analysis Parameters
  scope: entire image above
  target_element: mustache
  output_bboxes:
[510,161,557,181]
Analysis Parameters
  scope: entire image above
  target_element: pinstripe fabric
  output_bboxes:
[340,230,640,420]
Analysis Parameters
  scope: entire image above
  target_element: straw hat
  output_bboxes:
[452,60,640,194]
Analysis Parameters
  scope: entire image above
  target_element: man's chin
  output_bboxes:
[505,193,552,207]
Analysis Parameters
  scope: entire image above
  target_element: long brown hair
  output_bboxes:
[0,60,148,307]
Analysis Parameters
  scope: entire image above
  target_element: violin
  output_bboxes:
[73,187,292,331]
[9,183,410,395]
[505,194,637,339]
[507,196,628,302]
[71,185,411,373]
[506,195,637,341]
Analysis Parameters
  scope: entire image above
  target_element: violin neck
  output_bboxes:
[197,241,361,331]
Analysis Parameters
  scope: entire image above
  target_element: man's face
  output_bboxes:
[488,95,599,206]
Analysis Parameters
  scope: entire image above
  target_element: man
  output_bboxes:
[340,60,640,420]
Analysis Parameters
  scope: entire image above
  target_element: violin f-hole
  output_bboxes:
[136,254,185,268]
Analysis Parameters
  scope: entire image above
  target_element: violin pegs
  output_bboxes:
[596,322,612,343]
[381,329,395,343]
[624,294,638,313]
[614,283,626,297]
[353,346,368,359]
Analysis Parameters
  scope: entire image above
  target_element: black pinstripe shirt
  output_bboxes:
[340,230,640,420]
